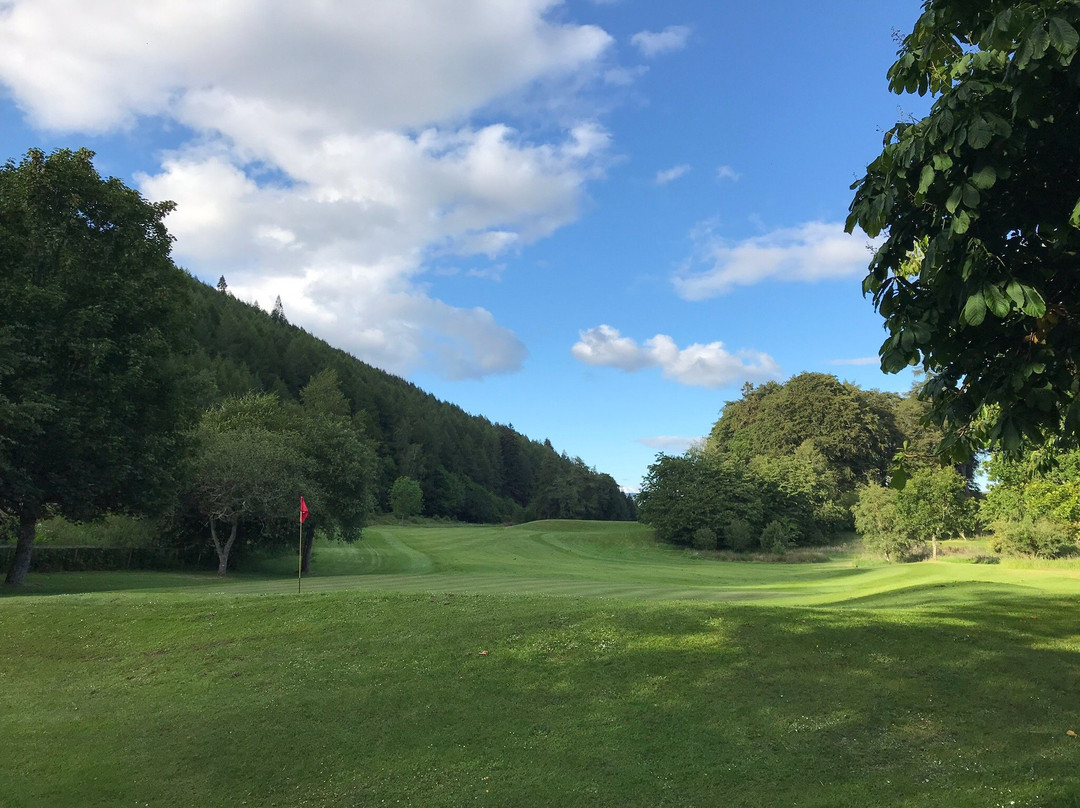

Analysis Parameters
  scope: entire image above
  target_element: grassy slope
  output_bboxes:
[3,522,1080,806]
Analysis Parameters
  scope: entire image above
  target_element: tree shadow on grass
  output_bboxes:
[4,589,1080,807]
[476,593,1080,807]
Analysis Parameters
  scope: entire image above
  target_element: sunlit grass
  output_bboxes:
[4,521,1080,806]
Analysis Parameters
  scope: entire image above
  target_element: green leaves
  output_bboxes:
[983,283,1010,318]
[962,282,1044,325]
[971,165,997,190]
[849,0,1080,458]
[961,292,987,326]
[951,209,972,235]
[1048,17,1079,55]
[1016,22,1051,69]
[966,115,994,149]
[918,164,936,195]
[946,184,964,214]
[1021,285,1046,317]
[1005,280,1026,307]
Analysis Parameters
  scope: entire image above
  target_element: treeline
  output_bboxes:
[979,448,1080,558]
[1,148,631,585]
[184,278,635,527]
[638,373,977,554]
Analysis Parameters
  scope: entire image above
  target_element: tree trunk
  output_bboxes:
[4,511,38,586]
[932,534,938,560]
[210,519,239,577]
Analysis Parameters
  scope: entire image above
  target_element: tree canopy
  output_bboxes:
[640,375,973,552]
[981,445,1080,556]
[0,148,192,585]
[706,373,903,487]
[390,476,424,521]
[847,0,1080,458]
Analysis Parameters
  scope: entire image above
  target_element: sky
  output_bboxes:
[0,0,932,492]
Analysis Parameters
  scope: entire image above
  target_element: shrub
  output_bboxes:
[989,518,1075,559]
[724,518,756,552]
[0,511,16,545]
[34,514,159,548]
[760,519,797,555]
[692,527,717,551]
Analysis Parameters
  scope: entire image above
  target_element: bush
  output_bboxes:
[692,527,717,551]
[760,519,797,555]
[34,514,159,548]
[0,511,15,545]
[0,545,183,572]
[989,518,1075,559]
[724,518,756,552]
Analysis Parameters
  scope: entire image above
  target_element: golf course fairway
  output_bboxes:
[3,521,1079,807]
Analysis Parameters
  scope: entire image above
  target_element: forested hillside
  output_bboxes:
[183,276,634,524]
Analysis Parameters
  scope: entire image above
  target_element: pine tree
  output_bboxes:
[270,295,287,324]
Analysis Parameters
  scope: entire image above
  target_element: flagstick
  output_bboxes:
[298,505,303,595]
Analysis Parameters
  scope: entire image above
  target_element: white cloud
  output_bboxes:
[655,164,690,185]
[630,25,691,57]
[0,0,615,379]
[716,165,740,182]
[571,325,780,388]
[638,435,704,454]
[571,324,654,371]
[604,65,648,86]
[673,221,882,301]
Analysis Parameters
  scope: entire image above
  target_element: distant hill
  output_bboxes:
[184,277,634,523]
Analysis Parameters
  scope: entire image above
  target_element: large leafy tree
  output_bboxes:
[0,148,192,585]
[893,466,977,559]
[707,373,904,487]
[637,453,765,548]
[296,369,377,573]
[188,400,301,577]
[854,467,977,560]
[847,1,1080,458]
[184,385,377,576]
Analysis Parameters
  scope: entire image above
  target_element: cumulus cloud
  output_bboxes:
[0,0,615,379]
[630,25,691,57]
[637,436,703,453]
[655,164,690,185]
[673,221,882,301]
[571,325,780,388]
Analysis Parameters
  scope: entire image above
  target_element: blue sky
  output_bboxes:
[0,0,930,491]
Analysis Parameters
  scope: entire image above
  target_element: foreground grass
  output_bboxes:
[4,522,1080,806]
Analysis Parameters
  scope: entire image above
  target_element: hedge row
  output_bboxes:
[0,545,190,573]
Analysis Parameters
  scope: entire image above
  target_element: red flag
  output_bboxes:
[300,496,310,524]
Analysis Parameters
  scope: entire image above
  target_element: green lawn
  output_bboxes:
[3,521,1080,806]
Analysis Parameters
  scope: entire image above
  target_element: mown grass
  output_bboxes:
[3,521,1080,806]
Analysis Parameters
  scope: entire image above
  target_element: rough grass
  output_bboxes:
[4,521,1080,807]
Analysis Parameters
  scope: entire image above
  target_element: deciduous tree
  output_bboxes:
[847,1,1080,458]
[0,148,191,585]
[390,476,424,521]
[186,395,304,576]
